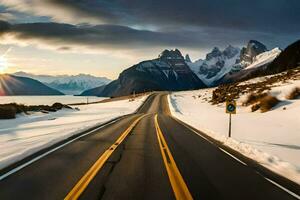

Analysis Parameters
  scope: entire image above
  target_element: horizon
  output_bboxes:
[0,42,293,79]
[0,1,299,79]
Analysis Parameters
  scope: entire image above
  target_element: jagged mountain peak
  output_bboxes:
[240,40,268,64]
[248,40,268,54]
[185,54,192,62]
[187,45,241,85]
[206,47,222,60]
[205,45,240,60]
[248,40,267,49]
[224,45,240,59]
[159,49,184,60]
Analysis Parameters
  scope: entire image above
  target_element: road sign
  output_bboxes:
[226,101,236,114]
[226,100,236,138]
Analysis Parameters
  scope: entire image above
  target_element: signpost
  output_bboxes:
[226,100,236,137]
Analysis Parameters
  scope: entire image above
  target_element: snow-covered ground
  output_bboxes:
[0,95,147,170]
[0,95,107,105]
[168,80,300,184]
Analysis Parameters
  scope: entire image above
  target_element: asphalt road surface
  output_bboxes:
[0,93,299,200]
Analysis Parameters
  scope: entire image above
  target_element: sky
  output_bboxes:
[0,0,299,79]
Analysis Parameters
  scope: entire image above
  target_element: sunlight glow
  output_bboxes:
[0,56,8,73]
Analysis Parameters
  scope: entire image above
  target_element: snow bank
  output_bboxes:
[168,84,300,184]
[0,96,148,170]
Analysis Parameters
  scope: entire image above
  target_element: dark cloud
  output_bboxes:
[0,21,188,49]
[1,0,299,34]
[0,0,298,55]
[0,20,297,54]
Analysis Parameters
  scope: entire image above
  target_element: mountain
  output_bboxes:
[240,40,268,65]
[185,54,192,62]
[186,40,280,86]
[186,45,240,86]
[13,72,111,95]
[244,47,281,70]
[80,40,300,97]
[216,40,300,84]
[81,49,206,97]
[0,74,64,96]
[265,40,300,73]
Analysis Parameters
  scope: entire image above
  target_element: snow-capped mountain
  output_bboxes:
[186,45,240,86]
[81,49,206,97]
[215,40,299,85]
[13,72,111,95]
[186,40,281,86]
[0,74,63,96]
[240,40,268,66]
[245,47,281,69]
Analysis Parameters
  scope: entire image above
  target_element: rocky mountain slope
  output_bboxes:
[81,49,206,97]
[13,72,111,95]
[0,75,64,96]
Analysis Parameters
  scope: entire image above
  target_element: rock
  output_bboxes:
[0,106,16,119]
[240,40,267,64]
[206,47,222,60]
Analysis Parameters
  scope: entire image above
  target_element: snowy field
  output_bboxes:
[169,80,300,184]
[0,95,147,170]
[0,95,107,105]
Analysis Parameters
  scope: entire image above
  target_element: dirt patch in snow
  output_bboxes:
[211,67,300,104]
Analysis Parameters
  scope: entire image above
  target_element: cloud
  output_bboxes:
[0,0,300,34]
[0,0,109,24]
[0,20,298,58]
[0,12,16,21]
[0,0,298,57]
[0,21,192,52]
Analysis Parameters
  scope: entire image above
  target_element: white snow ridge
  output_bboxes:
[245,48,281,69]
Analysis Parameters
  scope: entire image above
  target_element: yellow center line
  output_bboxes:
[65,114,146,200]
[154,114,193,200]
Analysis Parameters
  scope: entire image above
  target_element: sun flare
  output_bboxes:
[0,56,8,73]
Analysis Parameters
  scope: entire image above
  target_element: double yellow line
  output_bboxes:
[65,114,146,200]
[154,114,193,200]
[65,113,192,200]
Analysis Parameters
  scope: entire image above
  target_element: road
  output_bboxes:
[0,93,299,200]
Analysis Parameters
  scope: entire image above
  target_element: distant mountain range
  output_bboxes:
[186,40,282,86]
[83,39,298,97]
[1,39,299,97]
[13,72,111,95]
[218,39,300,84]
[0,75,63,96]
[186,45,241,86]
